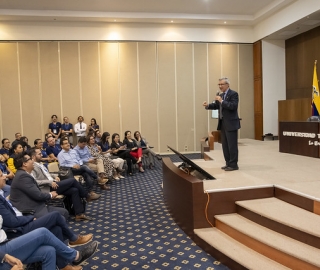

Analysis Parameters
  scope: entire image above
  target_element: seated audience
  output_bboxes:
[19,136,31,150]
[111,133,137,176]
[0,225,98,270]
[87,135,124,180]
[11,133,21,148]
[46,136,61,162]
[94,129,102,144]
[9,153,69,219]
[42,132,53,149]
[99,132,125,175]
[88,118,99,134]
[7,143,24,174]
[123,130,144,173]
[30,148,99,221]
[49,114,62,144]
[74,116,87,138]
[61,116,74,145]
[0,138,10,161]
[34,138,54,166]
[74,137,109,190]
[0,154,14,186]
[134,131,162,169]
[58,138,106,192]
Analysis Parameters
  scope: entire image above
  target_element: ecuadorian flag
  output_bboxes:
[312,61,320,116]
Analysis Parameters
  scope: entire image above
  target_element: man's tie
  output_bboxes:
[80,123,82,129]
[220,93,225,119]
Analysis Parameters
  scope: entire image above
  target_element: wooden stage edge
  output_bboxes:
[162,157,320,242]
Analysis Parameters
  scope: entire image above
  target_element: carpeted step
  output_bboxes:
[215,213,320,269]
[194,227,290,270]
[236,197,320,249]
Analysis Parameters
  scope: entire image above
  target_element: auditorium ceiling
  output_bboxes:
[0,0,319,40]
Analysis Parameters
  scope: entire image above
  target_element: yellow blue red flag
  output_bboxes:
[312,60,320,116]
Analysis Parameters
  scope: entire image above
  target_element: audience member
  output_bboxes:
[74,137,109,190]
[0,169,93,246]
[58,138,105,192]
[94,129,102,144]
[134,131,162,169]
[34,138,54,165]
[99,132,125,175]
[7,143,24,174]
[88,118,99,134]
[19,136,31,150]
[9,152,69,219]
[0,138,10,161]
[48,114,62,144]
[46,136,61,162]
[11,133,21,148]
[31,148,99,221]
[111,133,137,176]
[87,135,124,180]
[42,133,53,149]
[74,116,87,138]
[123,131,144,173]
[61,116,74,145]
[0,225,98,270]
[0,154,14,186]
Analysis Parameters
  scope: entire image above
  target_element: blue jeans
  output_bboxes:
[0,228,77,269]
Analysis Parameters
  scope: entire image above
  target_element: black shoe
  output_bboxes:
[73,241,98,265]
[156,155,162,161]
[224,166,239,171]
[221,166,228,170]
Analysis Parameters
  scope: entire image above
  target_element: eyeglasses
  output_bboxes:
[218,83,228,86]
[24,158,32,162]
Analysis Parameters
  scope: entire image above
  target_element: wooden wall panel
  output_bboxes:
[176,43,194,152]
[286,25,320,100]
[39,42,61,132]
[137,42,159,151]
[158,43,176,152]
[99,42,121,135]
[59,42,81,125]
[194,43,209,151]
[253,41,263,140]
[119,42,139,135]
[0,43,21,139]
[18,43,42,140]
[80,42,101,129]
[222,44,239,90]
[278,98,311,122]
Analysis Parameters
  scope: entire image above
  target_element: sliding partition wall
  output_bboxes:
[0,41,254,153]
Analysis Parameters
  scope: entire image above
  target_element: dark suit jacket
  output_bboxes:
[0,195,33,232]
[207,89,241,131]
[10,169,51,217]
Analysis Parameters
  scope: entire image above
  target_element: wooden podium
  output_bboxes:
[279,121,320,158]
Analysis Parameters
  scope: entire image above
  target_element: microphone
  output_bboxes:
[216,91,220,96]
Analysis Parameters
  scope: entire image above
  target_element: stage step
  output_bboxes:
[215,213,320,269]
[194,227,289,270]
[236,197,320,242]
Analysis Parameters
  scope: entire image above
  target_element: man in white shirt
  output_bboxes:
[74,116,87,138]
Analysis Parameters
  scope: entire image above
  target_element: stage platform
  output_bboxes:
[189,139,320,200]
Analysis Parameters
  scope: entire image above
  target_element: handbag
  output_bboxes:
[58,167,74,180]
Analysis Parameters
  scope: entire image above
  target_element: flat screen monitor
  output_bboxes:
[167,145,216,180]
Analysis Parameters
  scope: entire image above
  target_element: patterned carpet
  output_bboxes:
[68,154,229,270]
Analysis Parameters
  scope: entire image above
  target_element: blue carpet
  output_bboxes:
[68,154,229,270]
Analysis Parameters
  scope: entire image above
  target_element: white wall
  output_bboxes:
[262,40,286,135]
[0,21,254,43]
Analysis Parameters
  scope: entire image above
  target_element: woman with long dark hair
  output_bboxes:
[111,133,137,176]
[123,131,144,173]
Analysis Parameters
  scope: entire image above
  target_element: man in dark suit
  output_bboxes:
[203,77,240,171]
[9,153,69,219]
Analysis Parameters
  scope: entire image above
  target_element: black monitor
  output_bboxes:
[167,145,216,180]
